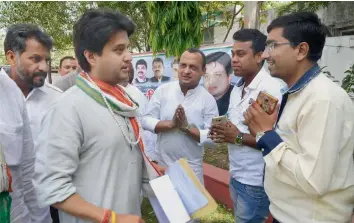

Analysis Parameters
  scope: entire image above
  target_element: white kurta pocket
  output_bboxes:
[0,123,23,166]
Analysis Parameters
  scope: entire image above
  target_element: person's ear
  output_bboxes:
[83,50,98,69]
[296,42,310,61]
[6,50,17,66]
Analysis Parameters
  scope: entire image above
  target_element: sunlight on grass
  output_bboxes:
[141,198,234,223]
[200,204,234,223]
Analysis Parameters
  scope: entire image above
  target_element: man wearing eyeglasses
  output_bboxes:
[244,12,354,223]
[210,29,283,223]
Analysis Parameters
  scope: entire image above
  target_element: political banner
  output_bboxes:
[132,44,240,101]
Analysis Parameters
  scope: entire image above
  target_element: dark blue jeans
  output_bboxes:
[229,178,270,223]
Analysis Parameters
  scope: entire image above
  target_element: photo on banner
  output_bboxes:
[131,44,240,101]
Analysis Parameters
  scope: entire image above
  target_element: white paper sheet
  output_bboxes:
[149,175,191,223]
[148,196,169,223]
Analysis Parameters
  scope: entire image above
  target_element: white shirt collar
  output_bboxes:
[136,77,147,82]
[236,67,269,90]
[177,82,200,96]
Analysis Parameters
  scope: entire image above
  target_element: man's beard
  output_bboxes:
[16,64,47,88]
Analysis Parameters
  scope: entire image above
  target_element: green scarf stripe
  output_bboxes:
[76,76,123,113]
[0,191,11,223]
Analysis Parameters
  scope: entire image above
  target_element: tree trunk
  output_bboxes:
[146,43,151,52]
[243,1,261,29]
[223,4,244,43]
[255,1,263,29]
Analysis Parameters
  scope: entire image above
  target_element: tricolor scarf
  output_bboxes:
[76,72,143,149]
[76,72,162,175]
[0,144,12,223]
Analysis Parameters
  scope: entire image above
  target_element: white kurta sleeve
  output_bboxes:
[200,95,219,145]
[142,88,162,133]
[132,88,159,162]
[33,103,83,207]
[21,105,52,223]
[141,89,162,161]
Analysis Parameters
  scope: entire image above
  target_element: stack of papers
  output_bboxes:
[149,159,217,223]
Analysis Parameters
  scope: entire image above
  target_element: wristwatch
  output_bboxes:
[180,124,192,134]
[181,123,197,134]
[235,133,244,146]
[256,131,265,143]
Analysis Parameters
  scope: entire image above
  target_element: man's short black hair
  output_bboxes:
[267,12,327,62]
[206,52,232,75]
[4,23,53,55]
[152,57,164,65]
[136,59,147,69]
[59,56,75,68]
[73,9,136,72]
[232,28,267,54]
[186,48,206,69]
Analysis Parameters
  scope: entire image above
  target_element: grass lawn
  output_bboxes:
[141,198,234,223]
[203,144,229,171]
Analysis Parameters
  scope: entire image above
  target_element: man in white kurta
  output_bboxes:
[143,48,219,183]
[0,69,38,223]
[2,21,57,222]
[8,69,62,223]
[4,22,63,223]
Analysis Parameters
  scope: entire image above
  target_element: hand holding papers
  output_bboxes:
[149,175,191,223]
[149,159,217,223]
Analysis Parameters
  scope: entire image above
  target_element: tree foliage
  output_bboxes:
[0,1,331,64]
[277,1,329,16]
[0,1,85,50]
[0,1,91,65]
[342,64,354,94]
[147,2,203,58]
[0,1,150,65]
[200,2,239,28]
[94,1,150,52]
[200,1,244,42]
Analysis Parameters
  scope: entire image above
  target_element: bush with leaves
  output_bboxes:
[341,64,354,94]
[147,2,203,58]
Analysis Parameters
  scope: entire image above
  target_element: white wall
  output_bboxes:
[319,36,354,83]
[213,22,241,44]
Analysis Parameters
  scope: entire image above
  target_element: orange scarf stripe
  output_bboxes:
[6,165,12,192]
[81,73,144,151]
